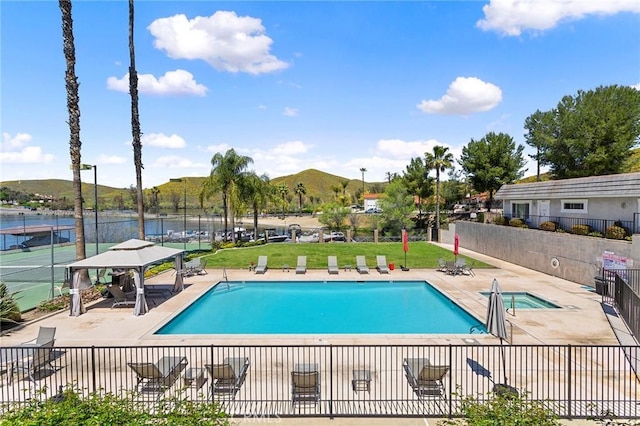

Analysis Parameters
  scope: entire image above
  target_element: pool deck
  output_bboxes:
[2,245,634,348]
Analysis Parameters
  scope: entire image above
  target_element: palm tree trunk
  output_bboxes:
[60,0,86,261]
[435,169,441,237]
[129,0,145,240]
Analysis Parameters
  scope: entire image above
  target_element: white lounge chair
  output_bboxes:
[403,358,449,399]
[107,285,136,308]
[376,255,390,274]
[327,256,339,275]
[356,256,369,274]
[255,256,268,274]
[205,357,250,399]
[296,256,307,274]
[128,356,188,393]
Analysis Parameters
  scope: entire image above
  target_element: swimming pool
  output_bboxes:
[480,291,561,309]
[156,281,486,335]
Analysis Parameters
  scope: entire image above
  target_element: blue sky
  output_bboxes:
[2,0,639,189]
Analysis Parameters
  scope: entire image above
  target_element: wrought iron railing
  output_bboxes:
[503,214,636,237]
[0,344,638,419]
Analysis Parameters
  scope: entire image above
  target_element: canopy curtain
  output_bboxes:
[172,255,184,294]
[69,270,86,317]
[133,269,148,316]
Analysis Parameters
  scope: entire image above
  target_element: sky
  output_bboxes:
[1,0,639,189]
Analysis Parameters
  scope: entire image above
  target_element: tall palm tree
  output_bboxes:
[241,172,272,236]
[60,0,86,260]
[202,149,253,241]
[294,182,306,214]
[129,0,144,239]
[277,183,289,216]
[359,167,367,200]
[151,186,160,215]
[425,145,454,239]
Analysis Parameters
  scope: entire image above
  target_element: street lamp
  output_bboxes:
[170,178,187,251]
[78,163,98,255]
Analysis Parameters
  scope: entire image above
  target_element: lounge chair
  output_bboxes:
[205,357,250,399]
[128,356,188,392]
[296,256,307,274]
[255,256,268,274]
[327,256,339,275]
[21,326,56,347]
[10,342,56,385]
[185,258,207,276]
[444,260,459,276]
[376,255,390,274]
[107,285,136,308]
[356,256,369,274]
[437,258,447,272]
[291,363,320,405]
[403,358,449,399]
[461,260,475,276]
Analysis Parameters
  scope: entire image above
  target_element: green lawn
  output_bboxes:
[201,242,492,270]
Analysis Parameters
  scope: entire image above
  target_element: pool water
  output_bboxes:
[156,281,487,335]
[481,291,561,309]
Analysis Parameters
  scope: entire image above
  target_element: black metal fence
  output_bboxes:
[1,344,638,419]
[503,214,636,237]
[601,268,640,341]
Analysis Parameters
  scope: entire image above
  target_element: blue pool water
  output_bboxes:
[156,281,486,335]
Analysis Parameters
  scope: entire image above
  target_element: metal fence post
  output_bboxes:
[329,344,334,419]
[567,344,572,418]
[448,344,453,418]
[91,346,97,394]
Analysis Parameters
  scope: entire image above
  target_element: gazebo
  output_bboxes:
[66,239,185,316]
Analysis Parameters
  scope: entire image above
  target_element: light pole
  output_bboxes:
[359,167,367,207]
[170,178,187,251]
[79,163,98,255]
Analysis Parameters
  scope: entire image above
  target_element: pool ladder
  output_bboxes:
[222,268,229,290]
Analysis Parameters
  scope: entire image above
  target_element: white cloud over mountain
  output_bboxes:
[417,77,502,115]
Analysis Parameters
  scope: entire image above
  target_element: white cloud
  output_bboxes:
[150,155,209,169]
[258,105,267,110]
[282,107,298,117]
[417,77,502,115]
[148,11,289,75]
[1,132,32,151]
[107,69,207,96]
[0,133,54,164]
[477,0,640,36]
[142,133,187,149]
[376,139,441,159]
[632,83,640,90]
[205,143,234,154]
[272,141,308,156]
[97,154,126,164]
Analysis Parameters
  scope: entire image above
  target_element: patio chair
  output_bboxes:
[376,255,390,274]
[21,326,56,347]
[255,256,268,274]
[445,260,459,276]
[437,258,447,272]
[356,256,369,274]
[296,256,307,274]
[128,356,188,392]
[291,363,320,406]
[92,268,106,285]
[327,256,339,275]
[10,342,56,385]
[205,357,250,399]
[403,358,449,399]
[107,284,136,308]
[462,260,475,276]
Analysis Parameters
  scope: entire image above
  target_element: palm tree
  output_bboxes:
[294,182,306,214]
[151,186,160,215]
[129,0,144,239]
[277,183,289,216]
[202,149,253,241]
[241,173,272,237]
[425,145,454,239]
[59,0,86,261]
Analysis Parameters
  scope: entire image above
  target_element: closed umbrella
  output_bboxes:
[486,279,511,390]
[402,229,409,270]
[453,234,459,261]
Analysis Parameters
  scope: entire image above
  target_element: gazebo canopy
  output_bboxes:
[66,239,185,317]
[67,239,183,270]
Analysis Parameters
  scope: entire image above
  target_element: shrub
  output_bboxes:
[475,212,484,223]
[0,387,229,425]
[571,224,591,235]
[606,225,627,240]
[588,231,604,238]
[540,221,557,232]
[493,216,506,226]
[0,281,21,323]
[439,389,560,426]
[509,218,524,228]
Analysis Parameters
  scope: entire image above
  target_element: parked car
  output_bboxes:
[365,208,382,214]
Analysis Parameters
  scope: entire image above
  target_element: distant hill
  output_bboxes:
[0,170,382,209]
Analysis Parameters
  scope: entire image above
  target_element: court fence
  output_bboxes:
[0,344,638,419]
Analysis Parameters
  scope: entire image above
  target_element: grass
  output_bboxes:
[200,242,492,270]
